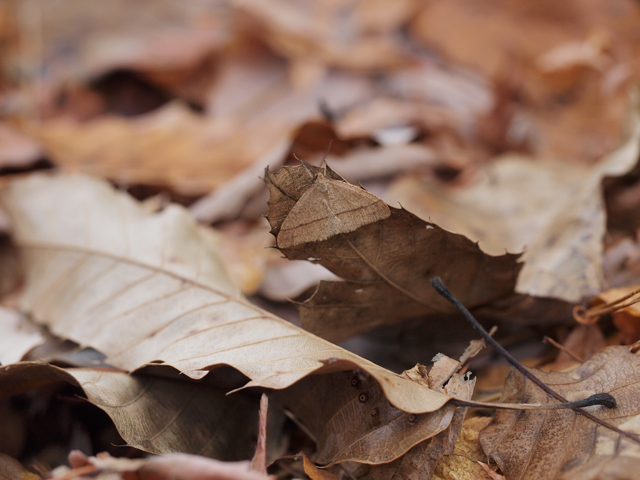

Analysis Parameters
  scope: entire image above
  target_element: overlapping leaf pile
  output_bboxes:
[4,1,640,479]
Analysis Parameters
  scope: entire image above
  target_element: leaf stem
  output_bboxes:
[430,277,640,446]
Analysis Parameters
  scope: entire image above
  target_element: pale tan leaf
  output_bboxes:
[0,307,45,365]
[0,173,451,414]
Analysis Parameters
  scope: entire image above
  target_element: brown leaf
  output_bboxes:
[265,163,521,342]
[0,453,41,480]
[0,362,261,459]
[354,374,473,479]
[280,357,474,466]
[276,168,391,248]
[387,100,640,303]
[480,346,640,480]
[302,453,338,480]
[433,417,495,480]
[0,173,452,415]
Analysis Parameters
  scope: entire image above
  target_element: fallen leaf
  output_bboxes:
[28,102,290,196]
[0,453,40,480]
[0,306,45,365]
[56,450,271,480]
[354,373,473,479]
[433,416,495,480]
[265,163,521,342]
[0,361,262,459]
[591,285,640,344]
[0,173,453,416]
[386,97,640,303]
[480,345,640,480]
[282,349,477,466]
[302,453,338,480]
[410,0,640,163]
[281,368,473,466]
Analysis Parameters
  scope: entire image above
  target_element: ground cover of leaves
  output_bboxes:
[3,1,640,479]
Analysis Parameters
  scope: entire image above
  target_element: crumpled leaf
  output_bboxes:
[281,351,475,466]
[480,346,640,480]
[387,97,640,303]
[0,362,260,459]
[354,374,473,479]
[0,173,452,415]
[265,163,521,342]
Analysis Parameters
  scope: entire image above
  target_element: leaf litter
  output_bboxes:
[5,1,640,479]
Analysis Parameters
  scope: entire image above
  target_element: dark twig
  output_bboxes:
[431,277,640,446]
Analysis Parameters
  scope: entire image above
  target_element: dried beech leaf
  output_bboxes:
[265,163,521,342]
[0,173,451,414]
[281,367,474,466]
[480,346,640,480]
[0,362,260,459]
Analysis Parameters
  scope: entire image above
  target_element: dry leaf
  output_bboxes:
[0,361,261,459]
[282,368,473,466]
[0,173,453,415]
[387,98,640,303]
[593,285,640,344]
[433,416,495,480]
[480,346,640,480]
[28,102,290,196]
[0,453,40,480]
[410,0,640,163]
[276,168,390,248]
[281,351,476,466]
[354,374,473,479]
[265,163,521,342]
[56,450,271,480]
[0,307,45,365]
[302,453,338,480]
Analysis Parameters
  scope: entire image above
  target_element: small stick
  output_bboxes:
[430,277,640,446]
[543,336,584,363]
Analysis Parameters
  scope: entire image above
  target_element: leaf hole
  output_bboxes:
[407,414,419,425]
[358,392,369,404]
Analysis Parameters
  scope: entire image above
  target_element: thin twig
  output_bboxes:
[431,277,640,446]
[543,336,584,363]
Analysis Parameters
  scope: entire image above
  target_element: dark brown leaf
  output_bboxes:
[265,163,521,342]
